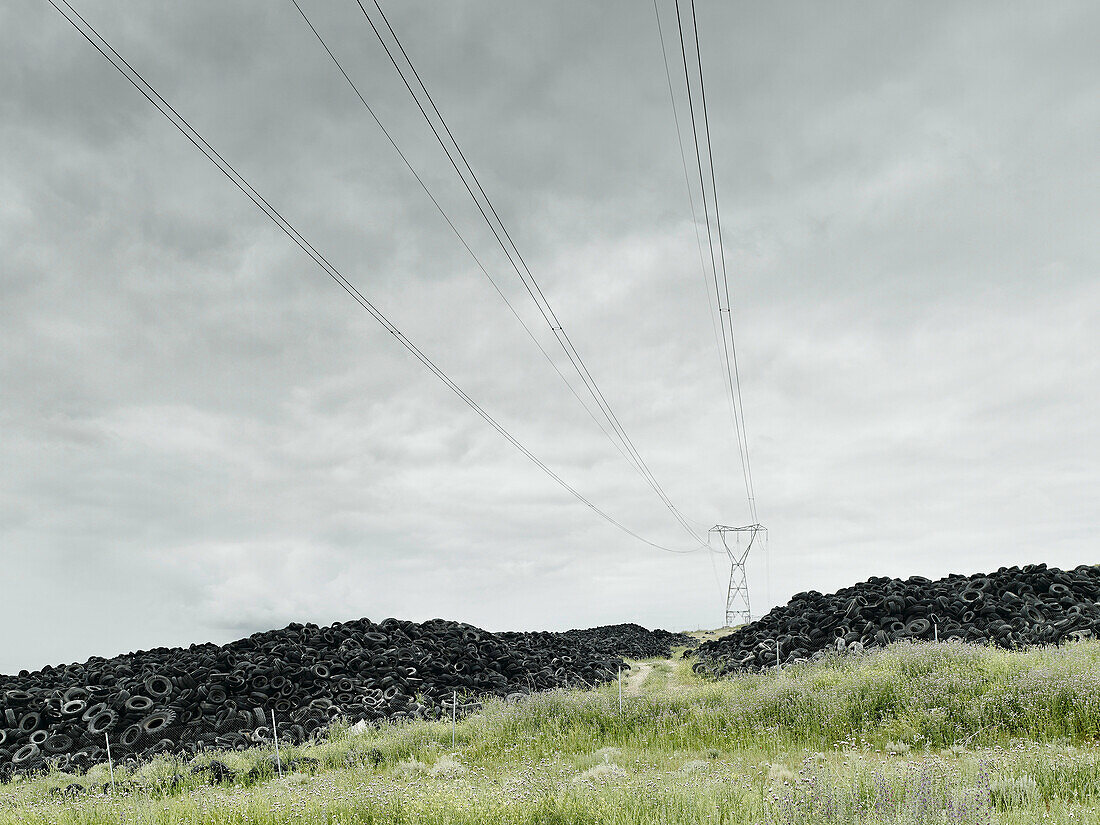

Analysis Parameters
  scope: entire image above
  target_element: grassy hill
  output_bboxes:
[4,638,1100,824]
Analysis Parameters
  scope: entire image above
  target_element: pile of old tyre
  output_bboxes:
[692,563,1100,676]
[556,623,693,659]
[0,617,624,779]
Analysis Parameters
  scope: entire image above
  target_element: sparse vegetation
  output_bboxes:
[5,639,1100,823]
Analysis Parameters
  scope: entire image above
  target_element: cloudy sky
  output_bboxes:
[2,1,1097,675]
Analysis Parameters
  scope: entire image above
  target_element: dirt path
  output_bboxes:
[623,656,695,696]
[623,662,653,696]
[620,637,718,697]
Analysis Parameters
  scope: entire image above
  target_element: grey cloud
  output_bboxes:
[1,0,1097,674]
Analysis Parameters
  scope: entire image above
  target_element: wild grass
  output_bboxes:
[4,639,1100,823]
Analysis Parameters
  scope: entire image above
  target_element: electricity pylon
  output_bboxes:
[711,524,766,627]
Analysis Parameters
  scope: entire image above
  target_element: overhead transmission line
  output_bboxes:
[48,0,704,555]
[651,0,740,483]
[346,0,709,549]
[288,0,644,498]
[670,0,758,525]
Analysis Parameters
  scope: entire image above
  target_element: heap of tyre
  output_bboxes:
[692,563,1100,676]
[0,617,646,778]
[557,623,693,659]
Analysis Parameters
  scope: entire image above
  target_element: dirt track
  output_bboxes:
[624,662,654,696]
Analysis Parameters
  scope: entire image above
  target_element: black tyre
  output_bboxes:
[12,743,40,765]
[120,724,142,748]
[61,699,87,717]
[87,709,119,735]
[82,702,109,722]
[141,710,176,735]
[44,733,73,754]
[125,696,154,714]
[905,618,931,637]
[18,712,41,733]
[144,675,174,700]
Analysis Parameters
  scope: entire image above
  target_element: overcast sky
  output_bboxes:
[2,1,1097,675]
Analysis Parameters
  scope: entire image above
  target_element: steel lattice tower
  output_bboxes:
[711,524,766,627]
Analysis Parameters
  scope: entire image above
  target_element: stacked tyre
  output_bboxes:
[692,563,1100,675]
[0,617,625,778]
[557,623,693,659]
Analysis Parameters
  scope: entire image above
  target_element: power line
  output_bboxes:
[689,0,757,524]
[288,0,642,484]
[672,0,757,524]
[48,0,707,555]
[295,1,705,552]
[652,0,741,484]
[359,0,669,509]
[352,0,708,547]
[673,0,747,505]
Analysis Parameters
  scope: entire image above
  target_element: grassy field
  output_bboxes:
[5,638,1100,823]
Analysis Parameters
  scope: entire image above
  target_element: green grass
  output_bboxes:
[5,639,1100,823]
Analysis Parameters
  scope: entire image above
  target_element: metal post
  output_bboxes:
[271,710,283,779]
[451,691,457,748]
[104,731,116,795]
[618,666,622,713]
[934,623,938,643]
